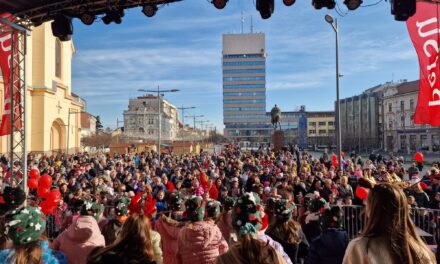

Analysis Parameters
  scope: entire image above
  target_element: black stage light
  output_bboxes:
[102,13,113,24]
[102,9,124,24]
[391,0,416,21]
[79,13,96,25]
[256,0,274,19]
[283,0,296,6]
[343,0,362,10]
[142,5,158,17]
[212,0,228,9]
[312,0,336,9]
[51,15,73,41]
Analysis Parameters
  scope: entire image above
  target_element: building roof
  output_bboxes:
[395,80,419,95]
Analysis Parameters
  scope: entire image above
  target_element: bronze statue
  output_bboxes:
[271,104,281,130]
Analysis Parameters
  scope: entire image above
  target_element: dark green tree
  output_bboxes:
[96,115,103,132]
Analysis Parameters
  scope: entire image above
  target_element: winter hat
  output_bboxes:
[205,199,221,219]
[320,206,343,230]
[309,197,328,213]
[80,199,104,220]
[115,197,130,217]
[185,196,205,222]
[6,206,46,244]
[232,192,262,236]
[272,198,294,222]
[168,191,183,212]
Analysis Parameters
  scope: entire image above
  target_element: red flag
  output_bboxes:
[0,13,22,135]
[406,2,440,126]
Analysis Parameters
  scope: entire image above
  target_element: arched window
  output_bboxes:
[55,39,62,78]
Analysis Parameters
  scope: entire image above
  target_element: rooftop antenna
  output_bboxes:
[250,15,254,33]
[241,11,244,34]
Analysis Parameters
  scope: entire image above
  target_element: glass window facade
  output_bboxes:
[223,54,263,58]
[224,92,265,97]
[224,99,265,104]
[223,76,265,82]
[224,107,265,112]
[224,115,268,119]
[223,61,265,66]
[224,84,265,89]
[223,69,265,74]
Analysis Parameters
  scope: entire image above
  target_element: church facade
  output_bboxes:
[0,22,83,154]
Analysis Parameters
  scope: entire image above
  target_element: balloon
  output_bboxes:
[29,169,40,180]
[27,179,38,189]
[356,187,369,200]
[48,190,62,206]
[331,154,337,161]
[39,175,52,189]
[5,171,10,179]
[414,152,424,163]
[37,187,50,199]
[40,200,55,215]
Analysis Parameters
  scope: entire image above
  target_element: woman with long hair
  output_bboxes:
[88,214,159,264]
[216,192,287,264]
[0,206,67,264]
[343,183,436,264]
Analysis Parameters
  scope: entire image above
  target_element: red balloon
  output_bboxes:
[27,179,38,189]
[37,187,50,199]
[29,169,40,180]
[48,189,62,206]
[414,152,424,163]
[356,187,369,200]
[39,175,53,189]
[40,200,55,215]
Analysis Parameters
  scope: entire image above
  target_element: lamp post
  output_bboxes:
[138,86,179,163]
[325,14,342,170]
[185,115,204,131]
[177,105,195,147]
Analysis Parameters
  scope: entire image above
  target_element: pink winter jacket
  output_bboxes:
[216,212,233,243]
[177,221,228,264]
[52,216,105,264]
[156,215,185,264]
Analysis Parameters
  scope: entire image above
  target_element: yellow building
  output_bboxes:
[307,111,335,148]
[0,23,83,154]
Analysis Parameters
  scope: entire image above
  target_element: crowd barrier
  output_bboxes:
[42,205,440,246]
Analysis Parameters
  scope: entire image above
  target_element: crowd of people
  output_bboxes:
[0,144,438,264]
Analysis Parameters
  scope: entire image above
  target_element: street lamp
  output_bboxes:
[138,86,179,163]
[325,14,342,170]
[177,106,195,146]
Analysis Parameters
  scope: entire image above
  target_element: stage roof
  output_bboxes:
[0,0,181,25]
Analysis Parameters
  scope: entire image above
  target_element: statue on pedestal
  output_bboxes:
[271,104,282,130]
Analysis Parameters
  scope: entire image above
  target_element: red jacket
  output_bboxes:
[166,181,175,192]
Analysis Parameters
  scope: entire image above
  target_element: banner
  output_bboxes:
[407,2,440,126]
[0,13,21,135]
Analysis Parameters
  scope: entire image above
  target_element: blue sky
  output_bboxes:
[71,0,419,131]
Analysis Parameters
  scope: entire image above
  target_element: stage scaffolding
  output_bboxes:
[0,17,30,196]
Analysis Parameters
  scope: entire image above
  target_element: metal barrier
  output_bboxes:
[43,204,440,245]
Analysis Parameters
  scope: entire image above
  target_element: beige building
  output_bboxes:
[123,95,179,141]
[307,111,335,148]
[383,80,440,153]
[0,23,83,154]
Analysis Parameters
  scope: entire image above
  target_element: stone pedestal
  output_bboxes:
[272,130,285,151]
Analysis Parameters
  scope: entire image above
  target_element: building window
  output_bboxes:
[309,130,316,134]
[55,39,62,78]
[148,119,154,124]
[318,129,326,135]
[388,103,392,112]
[421,135,428,150]
[328,121,334,126]
[328,129,334,134]
[410,135,417,151]
[388,118,393,129]
[410,115,414,127]
[410,99,415,110]
[318,122,326,126]
[309,122,316,126]
[400,101,404,112]
[400,115,405,128]
[148,129,154,135]
[400,135,407,150]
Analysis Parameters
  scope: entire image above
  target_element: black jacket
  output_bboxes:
[305,229,349,264]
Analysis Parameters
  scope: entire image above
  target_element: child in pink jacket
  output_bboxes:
[177,196,228,264]
[155,191,186,264]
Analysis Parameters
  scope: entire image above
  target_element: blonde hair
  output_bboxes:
[363,183,436,264]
